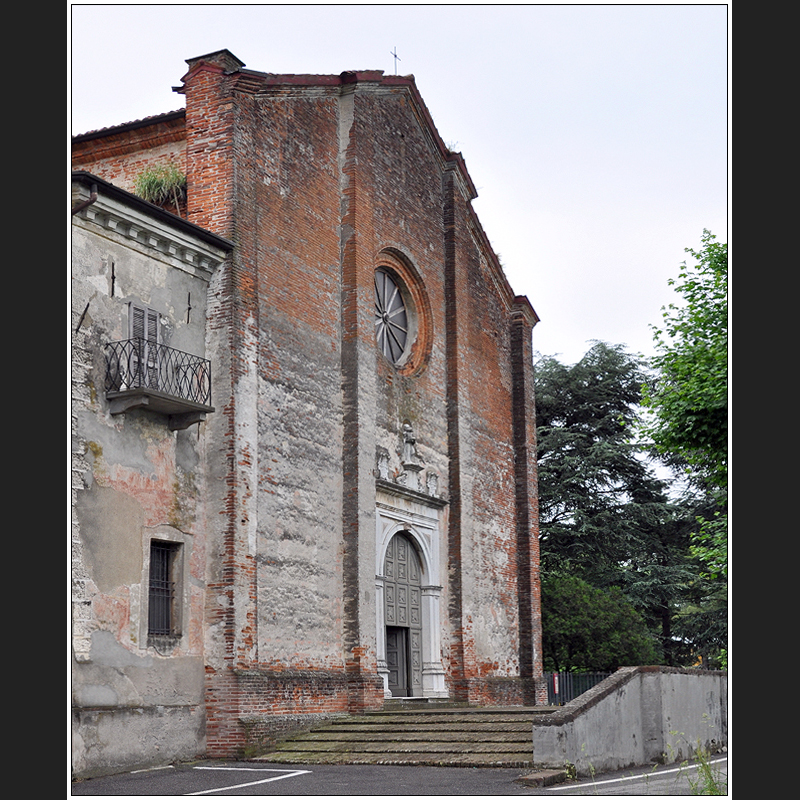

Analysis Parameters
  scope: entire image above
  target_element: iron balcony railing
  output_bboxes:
[105,338,212,408]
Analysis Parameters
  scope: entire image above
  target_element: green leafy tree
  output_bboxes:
[541,572,658,672]
[641,230,727,667]
[642,229,728,495]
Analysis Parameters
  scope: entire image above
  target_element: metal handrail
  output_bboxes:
[105,338,212,407]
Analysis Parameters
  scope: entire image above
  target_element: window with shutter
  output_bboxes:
[129,303,160,389]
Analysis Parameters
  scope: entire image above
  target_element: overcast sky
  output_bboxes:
[69,3,729,367]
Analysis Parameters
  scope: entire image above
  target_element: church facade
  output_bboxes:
[71,49,544,775]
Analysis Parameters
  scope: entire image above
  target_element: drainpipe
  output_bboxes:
[72,183,98,215]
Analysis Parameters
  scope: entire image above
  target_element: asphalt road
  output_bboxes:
[70,754,728,796]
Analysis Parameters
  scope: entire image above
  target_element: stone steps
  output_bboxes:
[254,704,559,768]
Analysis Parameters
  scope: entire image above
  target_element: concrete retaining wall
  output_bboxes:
[532,665,727,776]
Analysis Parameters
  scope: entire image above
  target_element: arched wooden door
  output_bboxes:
[384,532,423,697]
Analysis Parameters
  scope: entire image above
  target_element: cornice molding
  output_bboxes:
[72,178,229,280]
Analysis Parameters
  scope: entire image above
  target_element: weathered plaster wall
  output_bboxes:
[532,666,728,775]
[247,88,347,673]
[71,180,227,777]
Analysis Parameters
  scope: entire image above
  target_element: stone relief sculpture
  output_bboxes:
[402,422,422,467]
[377,448,390,481]
[376,424,439,497]
[426,471,439,498]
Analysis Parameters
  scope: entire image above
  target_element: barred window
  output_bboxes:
[148,541,180,637]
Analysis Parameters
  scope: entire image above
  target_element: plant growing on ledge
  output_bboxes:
[134,162,186,216]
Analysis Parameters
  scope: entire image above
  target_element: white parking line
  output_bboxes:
[185,766,311,796]
[130,765,175,774]
[546,756,727,790]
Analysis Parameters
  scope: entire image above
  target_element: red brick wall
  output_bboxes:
[72,113,187,196]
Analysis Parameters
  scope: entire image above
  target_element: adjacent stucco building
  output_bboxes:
[71,171,232,775]
[71,48,545,777]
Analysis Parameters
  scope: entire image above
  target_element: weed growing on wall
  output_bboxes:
[134,162,186,214]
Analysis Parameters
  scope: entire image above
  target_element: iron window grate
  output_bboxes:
[148,541,177,637]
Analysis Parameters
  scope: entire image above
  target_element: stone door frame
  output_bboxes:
[375,483,448,698]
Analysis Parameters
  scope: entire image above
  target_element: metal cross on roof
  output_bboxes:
[390,47,401,74]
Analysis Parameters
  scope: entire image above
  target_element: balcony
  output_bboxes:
[105,338,214,430]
